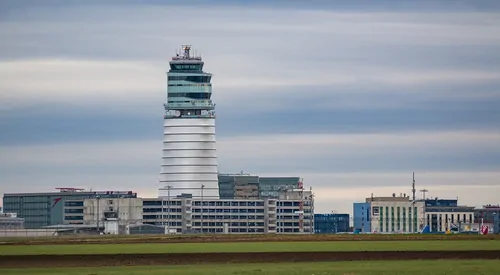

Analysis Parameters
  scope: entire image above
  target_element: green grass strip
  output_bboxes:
[1,260,500,275]
[1,240,499,255]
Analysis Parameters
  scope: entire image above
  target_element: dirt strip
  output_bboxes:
[1,250,499,268]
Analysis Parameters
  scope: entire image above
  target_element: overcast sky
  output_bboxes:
[1,0,500,214]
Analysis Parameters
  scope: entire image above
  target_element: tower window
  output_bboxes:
[170,64,202,71]
[168,75,211,83]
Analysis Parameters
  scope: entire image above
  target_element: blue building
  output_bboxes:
[314,213,350,233]
[353,202,371,233]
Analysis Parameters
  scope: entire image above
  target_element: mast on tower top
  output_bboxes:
[172,44,201,61]
[182,45,191,58]
[412,172,416,202]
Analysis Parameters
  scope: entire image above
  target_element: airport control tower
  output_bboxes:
[159,45,219,199]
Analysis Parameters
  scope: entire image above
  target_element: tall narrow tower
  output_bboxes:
[159,45,219,199]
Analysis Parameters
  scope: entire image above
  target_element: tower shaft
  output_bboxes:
[159,45,219,199]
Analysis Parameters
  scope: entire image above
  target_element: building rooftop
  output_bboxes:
[482,204,500,209]
[4,189,137,197]
[426,205,475,209]
[366,196,411,202]
[0,213,19,218]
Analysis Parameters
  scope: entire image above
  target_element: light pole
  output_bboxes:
[331,210,338,234]
[201,184,205,234]
[310,189,314,234]
[493,212,498,234]
[96,195,100,233]
[166,185,172,234]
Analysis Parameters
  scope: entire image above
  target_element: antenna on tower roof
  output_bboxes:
[182,44,191,58]
[412,172,416,202]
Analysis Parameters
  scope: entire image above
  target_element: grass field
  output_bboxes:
[1,233,498,245]
[1,240,499,255]
[1,260,499,275]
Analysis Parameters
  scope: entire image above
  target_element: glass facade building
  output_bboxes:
[353,202,371,233]
[218,174,300,199]
[2,189,137,229]
[164,47,214,117]
[424,199,458,207]
[259,177,300,198]
[218,174,259,199]
[314,213,350,233]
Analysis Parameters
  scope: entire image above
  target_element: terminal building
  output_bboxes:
[353,193,478,234]
[2,186,314,234]
[60,187,314,234]
[2,188,138,229]
[140,188,314,234]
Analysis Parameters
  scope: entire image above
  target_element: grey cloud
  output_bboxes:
[3,0,500,14]
[1,1,500,211]
[2,5,500,62]
[1,86,499,146]
[1,74,499,146]
[2,130,499,177]
[2,5,500,112]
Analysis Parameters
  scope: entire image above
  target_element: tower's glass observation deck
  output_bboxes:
[164,45,215,119]
[159,45,219,200]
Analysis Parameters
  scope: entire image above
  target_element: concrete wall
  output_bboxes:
[83,198,143,226]
[0,229,57,237]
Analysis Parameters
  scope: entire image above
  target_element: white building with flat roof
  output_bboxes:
[59,189,314,235]
[367,195,425,233]
[0,212,25,230]
[424,205,475,233]
[143,189,314,234]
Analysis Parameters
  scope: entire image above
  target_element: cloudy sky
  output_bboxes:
[1,0,500,214]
